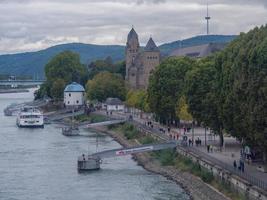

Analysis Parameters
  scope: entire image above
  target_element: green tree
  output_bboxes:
[185,57,224,146]
[50,78,66,100]
[147,57,194,124]
[126,90,149,112]
[217,26,267,159]
[35,51,87,99]
[34,82,51,100]
[86,72,126,102]
[176,95,193,121]
[88,58,126,79]
[45,51,86,84]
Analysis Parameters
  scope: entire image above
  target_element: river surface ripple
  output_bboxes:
[0,89,189,200]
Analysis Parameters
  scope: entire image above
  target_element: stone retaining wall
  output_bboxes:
[177,147,267,200]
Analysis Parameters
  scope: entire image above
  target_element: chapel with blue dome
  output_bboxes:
[64,82,85,106]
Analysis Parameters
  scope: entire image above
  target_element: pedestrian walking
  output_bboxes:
[233,160,237,169]
[207,145,210,153]
[241,160,245,172]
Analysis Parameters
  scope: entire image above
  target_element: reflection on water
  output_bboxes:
[0,89,189,200]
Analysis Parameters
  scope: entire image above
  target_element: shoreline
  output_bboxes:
[92,126,229,200]
[0,89,29,94]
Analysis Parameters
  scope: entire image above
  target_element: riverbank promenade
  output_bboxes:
[96,110,267,191]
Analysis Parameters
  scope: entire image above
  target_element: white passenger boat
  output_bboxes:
[16,106,44,128]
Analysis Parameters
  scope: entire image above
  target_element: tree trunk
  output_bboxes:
[219,130,224,150]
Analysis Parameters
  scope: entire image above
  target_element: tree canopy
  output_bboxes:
[126,90,149,112]
[45,51,87,84]
[88,57,125,79]
[147,57,194,124]
[35,51,87,100]
[86,71,126,102]
[185,57,224,146]
[217,26,267,154]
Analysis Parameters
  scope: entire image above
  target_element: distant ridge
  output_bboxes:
[0,35,236,78]
[160,35,236,55]
[0,43,125,79]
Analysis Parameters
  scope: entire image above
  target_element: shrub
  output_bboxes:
[139,136,156,144]
[200,169,214,183]
[153,149,176,166]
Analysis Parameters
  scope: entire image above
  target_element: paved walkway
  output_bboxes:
[95,110,267,190]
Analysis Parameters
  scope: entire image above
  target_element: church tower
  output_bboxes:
[125,28,140,81]
[141,37,160,88]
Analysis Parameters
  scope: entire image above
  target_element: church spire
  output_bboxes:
[127,27,138,42]
[145,37,159,52]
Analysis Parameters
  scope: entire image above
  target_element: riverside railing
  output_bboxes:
[187,147,267,191]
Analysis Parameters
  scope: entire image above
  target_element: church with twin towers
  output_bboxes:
[125,28,160,89]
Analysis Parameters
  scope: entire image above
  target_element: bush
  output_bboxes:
[175,154,214,183]
[120,123,140,140]
[121,123,135,132]
[200,170,214,183]
[139,136,156,144]
[124,129,139,140]
[153,149,176,166]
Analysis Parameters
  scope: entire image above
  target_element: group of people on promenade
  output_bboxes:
[233,159,245,172]
[188,137,202,147]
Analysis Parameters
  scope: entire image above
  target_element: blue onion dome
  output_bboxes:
[64,82,85,92]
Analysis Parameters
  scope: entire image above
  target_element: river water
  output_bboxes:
[0,89,189,200]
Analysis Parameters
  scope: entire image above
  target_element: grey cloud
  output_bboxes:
[0,0,266,54]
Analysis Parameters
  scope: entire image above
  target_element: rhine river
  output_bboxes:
[0,89,189,200]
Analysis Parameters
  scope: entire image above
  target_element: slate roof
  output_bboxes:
[170,43,226,58]
[105,98,123,105]
[127,28,138,41]
[144,37,159,52]
[64,82,85,92]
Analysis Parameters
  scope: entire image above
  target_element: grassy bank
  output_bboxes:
[108,122,245,200]
[108,123,156,144]
[75,113,109,123]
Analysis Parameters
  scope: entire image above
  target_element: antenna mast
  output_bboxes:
[205,3,211,35]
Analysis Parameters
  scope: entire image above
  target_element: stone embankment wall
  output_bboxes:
[176,147,267,200]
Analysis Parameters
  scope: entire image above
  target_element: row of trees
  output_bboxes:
[146,26,266,156]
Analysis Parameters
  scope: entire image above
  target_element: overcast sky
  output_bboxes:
[0,0,266,54]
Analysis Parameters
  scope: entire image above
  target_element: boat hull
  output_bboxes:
[17,124,44,128]
[77,156,101,171]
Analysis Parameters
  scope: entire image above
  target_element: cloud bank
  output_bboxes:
[0,0,266,54]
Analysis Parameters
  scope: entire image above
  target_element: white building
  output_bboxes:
[64,82,85,106]
[104,98,124,112]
